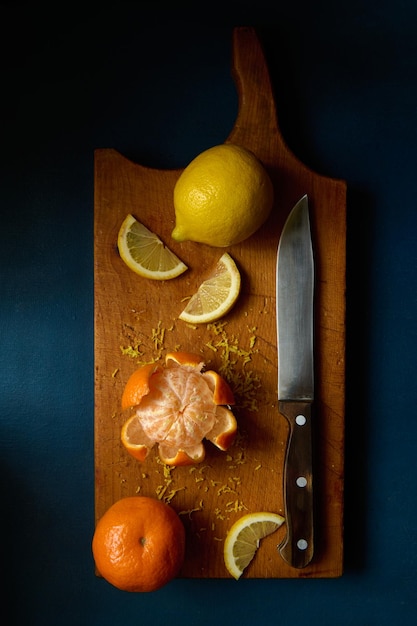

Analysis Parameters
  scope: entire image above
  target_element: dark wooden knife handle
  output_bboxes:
[278,401,314,568]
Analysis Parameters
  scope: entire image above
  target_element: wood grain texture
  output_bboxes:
[94,26,346,579]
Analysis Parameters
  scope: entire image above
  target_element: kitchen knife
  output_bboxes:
[276,194,314,568]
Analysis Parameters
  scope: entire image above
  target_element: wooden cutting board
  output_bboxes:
[94,26,346,579]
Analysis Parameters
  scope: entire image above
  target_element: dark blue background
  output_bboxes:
[1,2,416,624]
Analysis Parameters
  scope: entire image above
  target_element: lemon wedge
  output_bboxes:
[224,512,285,580]
[117,214,188,280]
[178,252,241,324]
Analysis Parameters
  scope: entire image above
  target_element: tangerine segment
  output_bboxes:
[121,363,162,410]
[164,353,235,404]
[121,352,238,465]
[92,496,185,592]
[135,368,217,448]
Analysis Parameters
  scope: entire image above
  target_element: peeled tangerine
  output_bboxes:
[121,352,237,466]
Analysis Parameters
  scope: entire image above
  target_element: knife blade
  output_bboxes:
[276,194,314,568]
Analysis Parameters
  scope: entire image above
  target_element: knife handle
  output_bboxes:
[278,401,314,568]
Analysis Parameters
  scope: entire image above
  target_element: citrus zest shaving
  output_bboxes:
[120,344,144,359]
[178,500,204,518]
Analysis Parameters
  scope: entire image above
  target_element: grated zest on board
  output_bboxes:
[120,344,144,359]
[205,322,261,411]
[117,318,269,537]
[120,318,262,410]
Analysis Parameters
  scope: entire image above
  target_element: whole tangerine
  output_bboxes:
[92,496,185,592]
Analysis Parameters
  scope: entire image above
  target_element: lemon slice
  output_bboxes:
[117,214,188,280]
[224,512,285,580]
[179,252,241,324]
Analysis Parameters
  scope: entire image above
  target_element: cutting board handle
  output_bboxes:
[226,27,290,169]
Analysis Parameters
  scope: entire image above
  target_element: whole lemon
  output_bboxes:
[171,144,274,247]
